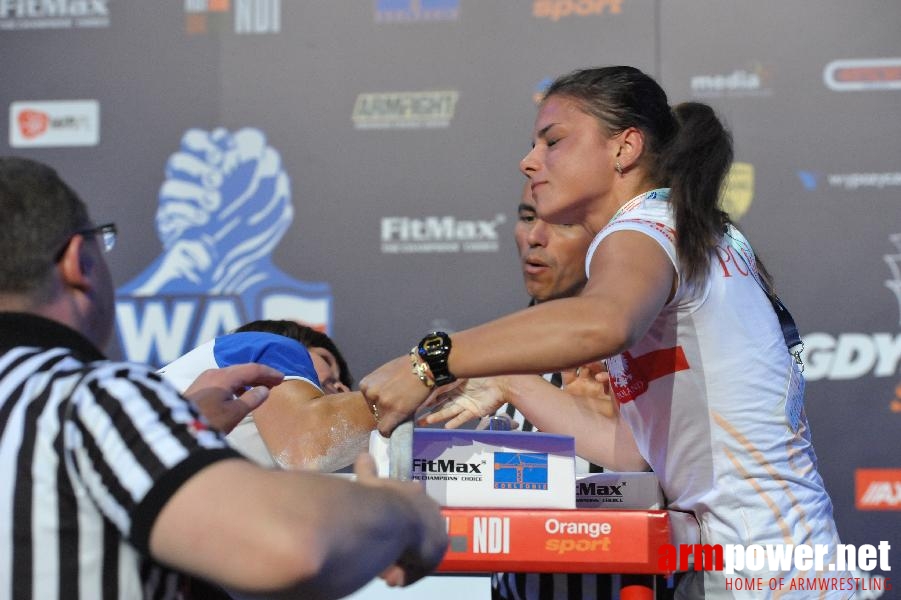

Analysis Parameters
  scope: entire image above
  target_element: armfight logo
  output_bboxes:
[115,127,332,367]
[0,0,110,30]
[824,57,901,92]
[352,90,459,129]
[184,0,280,35]
[373,0,459,23]
[9,100,99,147]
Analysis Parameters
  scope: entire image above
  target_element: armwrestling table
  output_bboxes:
[390,421,700,600]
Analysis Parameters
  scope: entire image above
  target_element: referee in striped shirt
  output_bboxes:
[0,157,448,599]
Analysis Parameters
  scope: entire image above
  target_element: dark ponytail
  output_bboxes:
[664,102,733,287]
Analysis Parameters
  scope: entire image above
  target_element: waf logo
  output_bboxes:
[856,468,901,510]
[115,127,332,367]
[494,452,548,490]
[824,57,901,91]
[17,110,49,139]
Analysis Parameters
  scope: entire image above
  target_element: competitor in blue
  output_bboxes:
[160,326,377,471]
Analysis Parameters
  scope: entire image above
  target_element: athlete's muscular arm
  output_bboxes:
[363,230,676,435]
[499,374,648,472]
[252,384,375,472]
[422,369,647,472]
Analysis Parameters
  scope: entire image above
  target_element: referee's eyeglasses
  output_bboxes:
[54,223,117,262]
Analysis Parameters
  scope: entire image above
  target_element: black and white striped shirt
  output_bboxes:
[0,313,241,599]
[494,376,673,600]
[493,372,614,600]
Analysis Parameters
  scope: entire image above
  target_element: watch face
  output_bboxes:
[422,334,447,355]
[418,331,455,385]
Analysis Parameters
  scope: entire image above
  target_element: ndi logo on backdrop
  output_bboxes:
[115,127,332,367]
[184,0,280,35]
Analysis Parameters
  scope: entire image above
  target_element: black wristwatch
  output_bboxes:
[417,331,456,386]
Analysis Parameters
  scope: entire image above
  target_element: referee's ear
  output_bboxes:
[56,234,92,293]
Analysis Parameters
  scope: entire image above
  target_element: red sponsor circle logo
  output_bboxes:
[834,65,901,83]
[855,468,901,510]
[824,58,901,91]
[17,109,49,139]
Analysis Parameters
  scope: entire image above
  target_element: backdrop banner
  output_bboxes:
[3,1,898,595]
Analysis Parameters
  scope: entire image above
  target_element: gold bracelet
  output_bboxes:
[409,347,436,389]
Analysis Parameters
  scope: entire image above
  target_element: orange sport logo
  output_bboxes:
[533,0,622,21]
